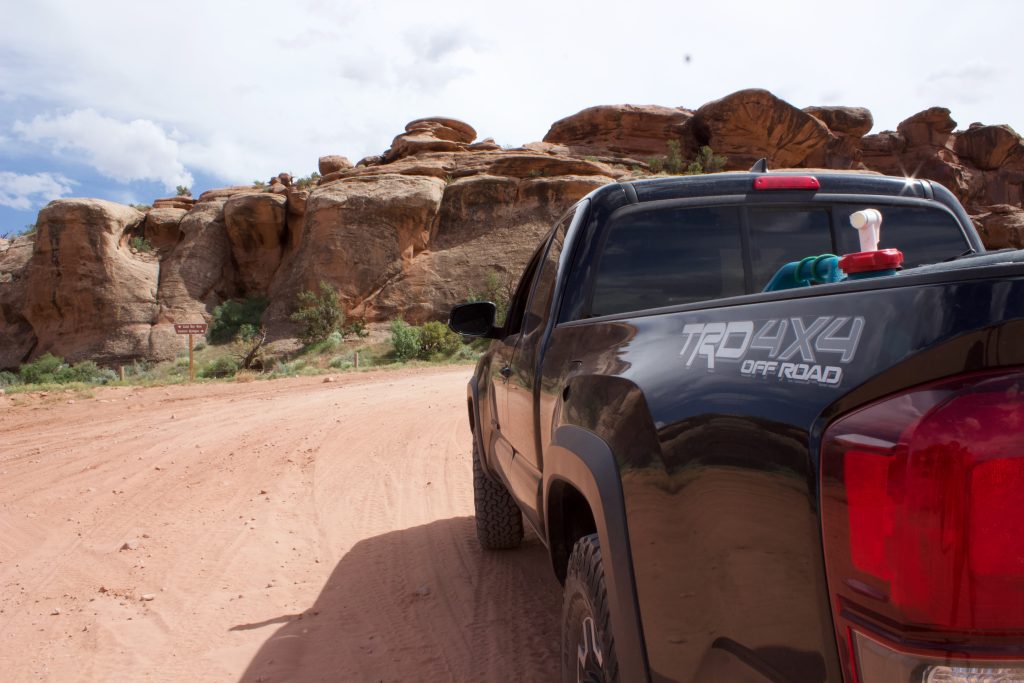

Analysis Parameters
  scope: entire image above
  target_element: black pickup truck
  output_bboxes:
[449,166,1024,683]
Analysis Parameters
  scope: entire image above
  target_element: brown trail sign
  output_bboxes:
[174,323,208,381]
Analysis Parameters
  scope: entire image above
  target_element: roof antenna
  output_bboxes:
[750,158,769,173]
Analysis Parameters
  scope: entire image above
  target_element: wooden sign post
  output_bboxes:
[174,323,208,381]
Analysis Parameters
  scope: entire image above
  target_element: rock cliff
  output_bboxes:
[3,89,1023,368]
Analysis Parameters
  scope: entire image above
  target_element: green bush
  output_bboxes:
[208,297,268,344]
[200,355,238,378]
[418,321,462,359]
[19,353,64,384]
[294,172,321,190]
[390,320,421,361]
[18,354,114,385]
[0,370,19,387]
[345,317,369,338]
[291,281,343,344]
[54,360,116,384]
[129,235,154,253]
[176,185,191,197]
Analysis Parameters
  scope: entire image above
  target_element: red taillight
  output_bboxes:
[753,175,821,190]
[821,369,1024,681]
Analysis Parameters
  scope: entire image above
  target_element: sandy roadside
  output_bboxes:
[0,366,561,682]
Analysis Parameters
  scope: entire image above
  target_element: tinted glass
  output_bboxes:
[749,208,833,290]
[589,206,744,317]
[834,205,969,267]
[523,210,572,335]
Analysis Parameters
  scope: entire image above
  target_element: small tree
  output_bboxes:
[291,281,343,344]
[175,185,192,197]
[208,297,268,344]
[418,321,462,359]
[390,320,421,361]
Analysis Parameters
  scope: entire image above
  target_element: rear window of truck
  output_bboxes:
[580,202,970,319]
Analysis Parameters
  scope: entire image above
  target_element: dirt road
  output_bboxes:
[0,366,562,682]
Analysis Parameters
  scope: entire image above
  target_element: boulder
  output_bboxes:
[0,236,37,368]
[266,174,446,328]
[362,174,613,322]
[153,196,195,210]
[974,205,1024,250]
[405,117,476,143]
[356,155,383,168]
[456,151,620,179]
[955,124,1024,171]
[319,155,353,176]
[384,117,477,162]
[223,192,288,294]
[897,108,957,149]
[142,208,186,252]
[544,104,693,158]
[197,186,258,203]
[23,200,158,364]
[803,106,874,138]
[691,89,834,168]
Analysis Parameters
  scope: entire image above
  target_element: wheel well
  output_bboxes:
[547,480,597,584]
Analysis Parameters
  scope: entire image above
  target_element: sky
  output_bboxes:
[1,0,1021,237]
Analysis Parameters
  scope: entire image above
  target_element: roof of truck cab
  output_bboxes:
[618,170,933,204]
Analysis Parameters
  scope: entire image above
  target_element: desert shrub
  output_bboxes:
[303,330,344,355]
[208,297,268,344]
[328,355,352,369]
[132,203,152,212]
[269,359,306,377]
[54,360,116,384]
[345,317,369,338]
[291,281,343,344]
[389,320,421,361]
[175,185,191,197]
[200,355,238,378]
[18,354,114,385]
[687,145,728,174]
[646,143,727,176]
[294,172,321,190]
[0,370,19,387]
[129,235,154,253]
[664,140,685,175]
[19,353,64,384]
[418,321,462,359]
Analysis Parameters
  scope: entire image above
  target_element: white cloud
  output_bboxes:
[0,171,75,210]
[0,0,1021,191]
[13,109,193,190]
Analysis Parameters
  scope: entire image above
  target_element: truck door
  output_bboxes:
[501,205,581,521]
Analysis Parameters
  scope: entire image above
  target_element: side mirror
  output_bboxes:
[449,301,497,338]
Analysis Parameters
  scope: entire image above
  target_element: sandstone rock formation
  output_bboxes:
[0,236,36,368]
[544,104,692,159]
[690,89,834,168]
[223,192,288,294]
[22,200,157,365]
[4,90,1024,368]
[143,208,186,252]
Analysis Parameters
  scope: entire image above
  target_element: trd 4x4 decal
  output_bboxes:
[679,316,865,387]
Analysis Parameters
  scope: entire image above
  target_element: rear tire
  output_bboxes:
[562,534,619,683]
[472,441,523,550]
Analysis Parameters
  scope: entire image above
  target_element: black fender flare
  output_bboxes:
[543,424,650,682]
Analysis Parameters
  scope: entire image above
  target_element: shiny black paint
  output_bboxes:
[547,275,1024,682]
[465,172,1023,683]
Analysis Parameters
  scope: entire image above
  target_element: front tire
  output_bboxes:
[472,441,523,550]
[562,534,619,683]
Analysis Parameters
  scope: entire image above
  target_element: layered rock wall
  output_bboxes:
[3,92,1024,368]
